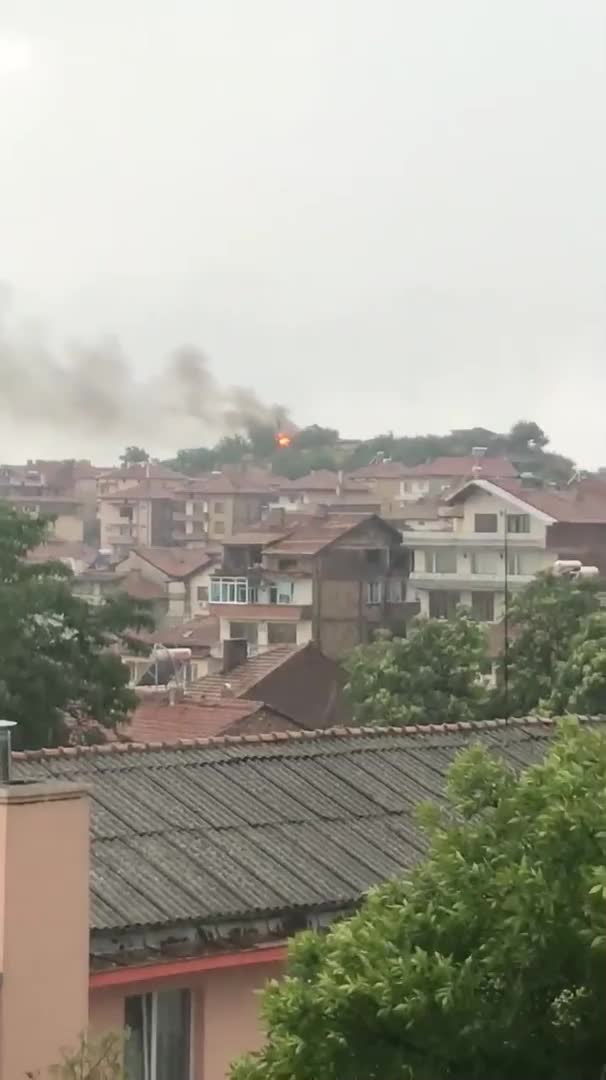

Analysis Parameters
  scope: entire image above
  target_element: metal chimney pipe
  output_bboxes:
[0,720,17,784]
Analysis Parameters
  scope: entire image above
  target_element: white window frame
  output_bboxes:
[366,581,383,604]
[209,577,249,604]
[125,989,193,1080]
[426,549,457,574]
[507,513,531,534]
[507,552,523,576]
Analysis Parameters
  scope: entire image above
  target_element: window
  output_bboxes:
[119,506,133,519]
[269,582,294,604]
[507,552,531,576]
[429,591,459,619]
[213,521,225,534]
[388,578,405,602]
[209,577,248,603]
[125,989,191,1080]
[366,580,383,604]
[470,551,498,575]
[507,513,530,534]
[365,549,381,565]
[278,558,297,570]
[474,513,498,533]
[471,591,495,622]
[268,622,297,644]
[213,501,224,513]
[230,621,258,644]
[196,585,208,602]
[426,548,457,573]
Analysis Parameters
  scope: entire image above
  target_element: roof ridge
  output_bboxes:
[12,715,564,761]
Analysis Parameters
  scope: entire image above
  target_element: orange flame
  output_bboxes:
[275,432,292,449]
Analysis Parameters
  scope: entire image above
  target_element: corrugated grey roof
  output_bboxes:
[12,720,600,936]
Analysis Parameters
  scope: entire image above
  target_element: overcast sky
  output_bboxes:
[0,0,604,466]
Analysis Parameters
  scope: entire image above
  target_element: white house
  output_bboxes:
[403,478,606,622]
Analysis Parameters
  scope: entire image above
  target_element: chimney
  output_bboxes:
[0,732,90,1079]
[223,637,248,673]
[336,469,344,498]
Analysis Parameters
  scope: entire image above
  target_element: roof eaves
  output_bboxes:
[12,715,559,762]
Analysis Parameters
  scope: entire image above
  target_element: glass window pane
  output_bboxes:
[474,514,498,533]
[125,994,152,1080]
[155,989,191,1080]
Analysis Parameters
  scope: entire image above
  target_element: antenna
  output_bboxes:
[0,720,17,784]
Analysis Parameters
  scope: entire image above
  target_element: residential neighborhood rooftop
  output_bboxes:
[124,697,295,744]
[130,545,219,578]
[408,455,517,478]
[12,717,594,959]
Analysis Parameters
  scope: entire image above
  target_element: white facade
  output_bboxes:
[404,484,556,622]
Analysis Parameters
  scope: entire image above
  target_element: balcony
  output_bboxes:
[106,524,136,541]
[209,575,311,608]
[409,571,536,591]
[173,510,208,523]
[401,531,545,548]
[172,526,208,543]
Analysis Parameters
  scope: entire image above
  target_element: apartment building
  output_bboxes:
[174,465,281,542]
[99,480,179,555]
[404,477,606,623]
[208,509,412,659]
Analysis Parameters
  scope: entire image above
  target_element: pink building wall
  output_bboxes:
[0,781,89,1080]
[89,958,284,1080]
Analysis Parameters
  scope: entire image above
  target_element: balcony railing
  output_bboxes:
[409,571,536,590]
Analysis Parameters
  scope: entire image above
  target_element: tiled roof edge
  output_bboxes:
[12,715,574,761]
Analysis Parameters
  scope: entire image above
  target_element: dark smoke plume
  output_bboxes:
[0,295,289,446]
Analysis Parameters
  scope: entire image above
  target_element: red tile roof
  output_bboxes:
[350,461,415,479]
[446,476,606,524]
[408,456,517,478]
[286,470,369,492]
[99,480,179,501]
[188,644,309,701]
[124,698,276,742]
[131,546,219,579]
[265,511,398,556]
[99,464,186,482]
[177,466,285,496]
[121,570,167,601]
[138,615,220,649]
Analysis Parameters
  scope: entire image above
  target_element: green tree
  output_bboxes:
[344,611,489,726]
[119,445,149,466]
[507,419,550,450]
[233,720,606,1080]
[499,573,601,716]
[294,424,339,449]
[0,505,153,749]
[547,612,606,716]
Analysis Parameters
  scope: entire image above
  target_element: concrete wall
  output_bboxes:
[89,959,284,1080]
[0,782,89,1080]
